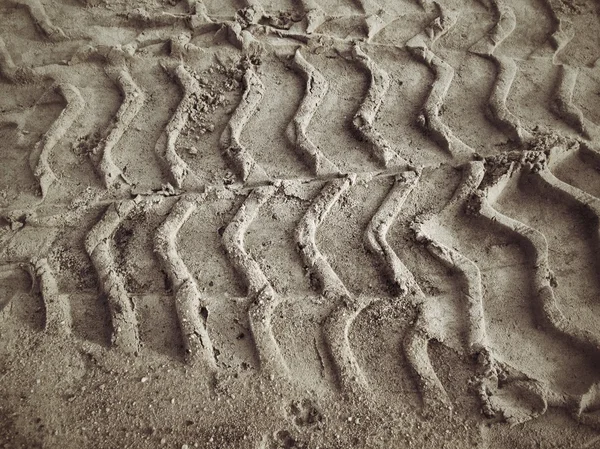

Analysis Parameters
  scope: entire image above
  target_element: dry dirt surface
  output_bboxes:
[3,0,600,448]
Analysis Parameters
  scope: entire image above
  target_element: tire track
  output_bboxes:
[551,64,591,139]
[403,311,452,413]
[297,178,354,301]
[286,49,339,176]
[5,0,600,438]
[93,59,145,188]
[29,83,85,198]
[0,217,64,333]
[223,187,275,297]
[539,0,571,66]
[85,199,139,353]
[472,154,600,355]
[536,159,600,231]
[410,162,513,417]
[0,207,70,335]
[406,4,474,160]
[363,170,452,411]
[468,153,600,425]
[529,146,600,322]
[296,175,371,396]
[407,163,493,414]
[219,66,269,183]
[534,166,600,263]
[413,162,488,356]
[411,157,600,422]
[225,19,264,56]
[533,140,600,199]
[469,0,532,146]
[155,63,203,189]
[535,1,599,141]
[11,209,87,338]
[541,10,590,138]
[9,0,67,42]
[33,257,71,336]
[186,0,221,32]
[351,44,405,167]
[0,36,37,84]
[125,5,191,27]
[155,195,217,369]
[364,171,420,296]
[222,186,289,378]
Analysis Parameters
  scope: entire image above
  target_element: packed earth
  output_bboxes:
[2,0,600,448]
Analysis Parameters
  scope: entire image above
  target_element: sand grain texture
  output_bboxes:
[2,0,600,448]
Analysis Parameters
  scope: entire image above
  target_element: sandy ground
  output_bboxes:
[2,0,600,448]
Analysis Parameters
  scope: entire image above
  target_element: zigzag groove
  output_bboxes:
[407,162,495,414]
[537,166,600,216]
[419,239,487,351]
[29,83,85,198]
[469,1,532,145]
[406,6,474,159]
[364,171,420,295]
[403,315,452,412]
[547,14,573,65]
[219,66,269,183]
[94,64,145,188]
[551,65,589,138]
[155,63,204,189]
[98,64,143,184]
[362,169,451,410]
[223,187,275,297]
[286,49,339,175]
[10,0,67,41]
[0,36,36,84]
[413,162,488,354]
[297,177,354,300]
[85,200,139,353]
[297,175,371,395]
[322,294,373,395]
[474,166,600,354]
[155,195,217,369]
[532,161,600,267]
[537,3,593,138]
[351,44,405,167]
[222,186,289,377]
[33,257,71,336]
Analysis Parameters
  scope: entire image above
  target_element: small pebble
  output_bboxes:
[141,377,149,383]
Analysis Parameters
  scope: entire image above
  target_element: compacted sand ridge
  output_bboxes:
[2,0,600,447]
